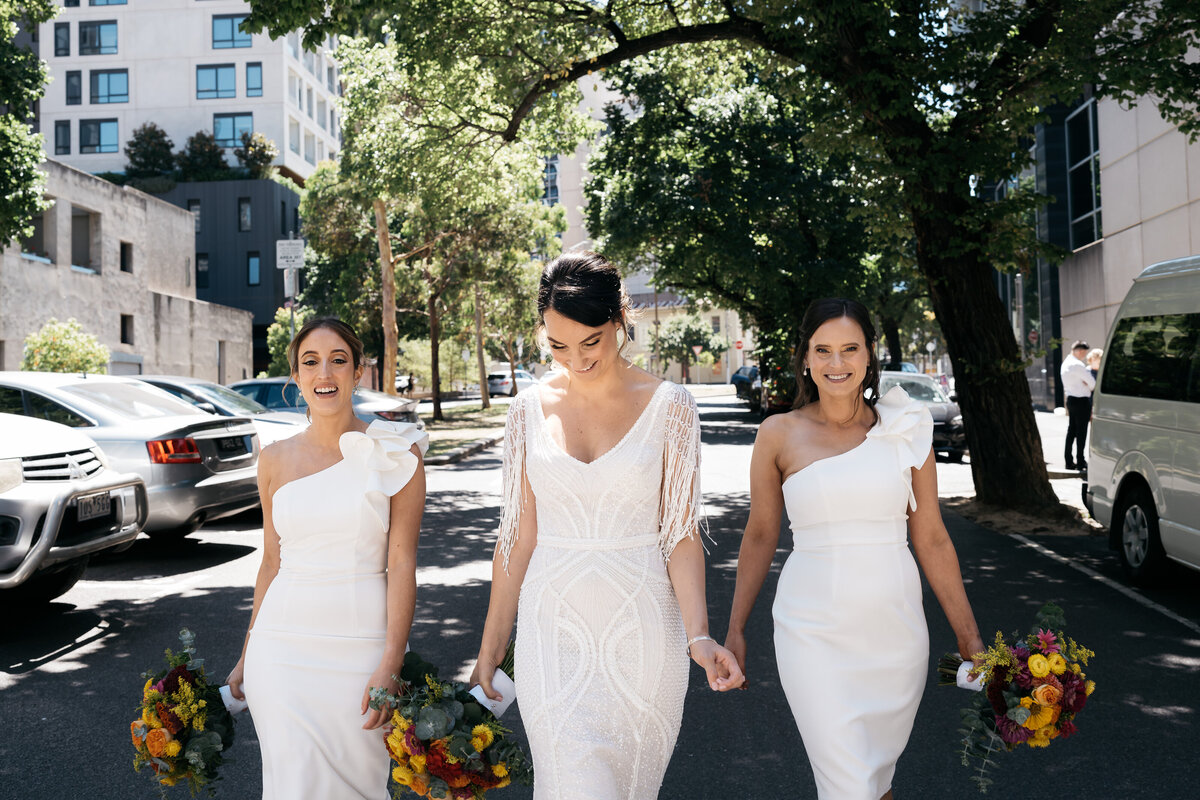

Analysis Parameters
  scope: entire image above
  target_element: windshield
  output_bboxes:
[356,387,402,405]
[886,379,949,403]
[64,382,205,419]
[191,382,268,414]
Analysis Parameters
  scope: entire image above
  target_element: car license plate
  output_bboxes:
[216,436,246,454]
[76,492,111,522]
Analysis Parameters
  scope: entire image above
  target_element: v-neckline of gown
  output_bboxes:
[535,380,669,467]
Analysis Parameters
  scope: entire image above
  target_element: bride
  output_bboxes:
[470,252,744,800]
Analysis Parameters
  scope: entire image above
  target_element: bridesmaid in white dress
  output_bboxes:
[725,299,984,800]
[469,252,743,800]
[225,318,428,799]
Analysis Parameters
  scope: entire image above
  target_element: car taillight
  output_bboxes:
[146,437,202,464]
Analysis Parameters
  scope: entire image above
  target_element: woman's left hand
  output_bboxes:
[361,664,400,730]
[690,639,745,692]
[958,635,986,664]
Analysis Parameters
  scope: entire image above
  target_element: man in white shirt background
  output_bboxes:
[1060,339,1096,471]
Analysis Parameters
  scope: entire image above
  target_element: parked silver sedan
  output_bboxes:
[229,377,423,428]
[0,413,146,602]
[0,372,260,539]
[139,375,307,448]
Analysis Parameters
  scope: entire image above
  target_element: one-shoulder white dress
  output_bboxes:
[244,421,428,800]
[496,381,702,800]
[773,387,933,799]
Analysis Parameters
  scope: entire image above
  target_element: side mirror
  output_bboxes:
[196,401,219,414]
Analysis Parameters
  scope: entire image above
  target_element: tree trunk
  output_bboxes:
[428,287,443,422]
[372,198,399,396]
[910,192,1060,512]
[881,315,902,369]
[474,282,491,410]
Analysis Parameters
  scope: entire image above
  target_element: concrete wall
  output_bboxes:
[0,160,253,381]
[1059,97,1200,348]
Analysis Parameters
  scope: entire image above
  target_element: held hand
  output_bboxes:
[361,664,400,730]
[723,630,747,679]
[958,635,987,665]
[468,648,504,702]
[225,658,246,701]
[690,639,745,692]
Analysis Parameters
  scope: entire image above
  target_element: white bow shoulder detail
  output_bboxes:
[339,420,429,502]
[866,385,934,510]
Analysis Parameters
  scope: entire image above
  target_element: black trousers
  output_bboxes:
[1065,395,1092,467]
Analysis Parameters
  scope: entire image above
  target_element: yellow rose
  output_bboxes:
[1085,679,1096,696]
[1047,653,1067,675]
[1031,683,1063,707]
[1027,654,1051,678]
[409,754,426,774]
[392,764,414,786]
[165,740,182,757]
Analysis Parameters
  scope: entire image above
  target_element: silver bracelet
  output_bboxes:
[686,635,715,658]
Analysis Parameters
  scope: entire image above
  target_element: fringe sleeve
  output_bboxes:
[496,391,530,573]
[658,384,705,561]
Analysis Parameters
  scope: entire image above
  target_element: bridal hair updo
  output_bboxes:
[286,316,366,374]
[537,251,633,351]
[792,298,881,423]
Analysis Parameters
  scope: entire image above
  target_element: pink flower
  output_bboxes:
[1035,629,1061,654]
[1058,719,1078,739]
[995,716,1032,744]
[404,726,426,755]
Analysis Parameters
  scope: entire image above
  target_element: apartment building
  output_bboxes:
[38,0,340,183]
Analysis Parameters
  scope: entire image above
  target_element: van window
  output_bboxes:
[1102,313,1200,402]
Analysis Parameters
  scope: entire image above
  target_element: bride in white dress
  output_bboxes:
[469,252,743,800]
[725,299,984,800]
[225,318,427,799]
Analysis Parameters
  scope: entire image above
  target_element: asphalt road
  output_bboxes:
[1,395,1196,799]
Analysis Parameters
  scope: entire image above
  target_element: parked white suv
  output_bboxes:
[1086,255,1200,583]
[0,413,147,603]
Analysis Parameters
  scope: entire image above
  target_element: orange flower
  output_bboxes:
[1032,683,1063,707]
[410,776,430,796]
[155,702,184,734]
[130,721,146,747]
[447,774,472,788]
[145,728,173,758]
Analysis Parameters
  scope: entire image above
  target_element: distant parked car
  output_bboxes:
[229,377,423,427]
[756,367,796,416]
[139,375,307,448]
[882,361,920,373]
[487,369,537,397]
[731,365,759,404]
[0,372,260,538]
[879,373,967,462]
[0,413,147,603]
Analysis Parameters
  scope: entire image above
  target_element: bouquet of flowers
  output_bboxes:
[131,629,236,796]
[370,649,533,799]
[938,603,1095,793]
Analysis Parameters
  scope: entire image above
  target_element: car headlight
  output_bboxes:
[950,415,962,426]
[0,459,22,494]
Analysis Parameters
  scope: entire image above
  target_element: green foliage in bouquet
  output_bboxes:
[131,629,236,797]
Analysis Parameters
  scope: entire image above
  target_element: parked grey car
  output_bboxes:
[139,375,307,448]
[0,413,146,603]
[0,372,260,538]
[229,377,422,427]
[879,373,968,462]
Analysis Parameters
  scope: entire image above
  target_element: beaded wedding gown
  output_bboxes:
[773,386,933,799]
[243,421,428,800]
[496,381,701,800]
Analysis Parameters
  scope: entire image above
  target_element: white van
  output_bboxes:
[1086,255,1200,583]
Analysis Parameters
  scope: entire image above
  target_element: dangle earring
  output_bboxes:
[863,386,875,401]
[803,365,810,377]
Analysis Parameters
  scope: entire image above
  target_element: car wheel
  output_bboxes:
[10,557,90,604]
[1113,485,1166,583]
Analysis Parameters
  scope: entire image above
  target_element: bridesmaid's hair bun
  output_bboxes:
[793,298,881,421]
[287,317,366,374]
[538,251,630,328]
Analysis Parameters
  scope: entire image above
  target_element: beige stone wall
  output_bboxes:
[0,160,252,380]
[625,304,754,384]
[1060,96,1200,347]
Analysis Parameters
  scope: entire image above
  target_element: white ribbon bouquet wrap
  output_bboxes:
[469,668,517,717]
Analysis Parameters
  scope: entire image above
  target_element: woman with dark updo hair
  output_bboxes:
[470,252,743,799]
[725,298,983,800]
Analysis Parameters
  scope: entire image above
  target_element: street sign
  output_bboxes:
[283,268,298,299]
[691,345,703,356]
[276,239,305,270]
[735,340,743,350]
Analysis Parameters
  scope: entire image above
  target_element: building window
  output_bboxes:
[238,197,251,232]
[120,314,134,345]
[303,49,315,74]
[54,22,69,56]
[196,253,209,289]
[79,21,118,55]
[196,64,235,99]
[89,69,128,103]
[212,15,251,49]
[306,86,313,118]
[1066,98,1102,250]
[54,120,70,155]
[247,252,260,286]
[64,71,82,105]
[329,108,336,135]
[542,155,559,205]
[711,315,721,333]
[246,62,262,97]
[303,131,315,164]
[90,0,127,5]
[317,99,326,130]
[187,199,201,233]
[213,112,252,147]
[280,200,287,234]
[119,241,132,273]
[287,32,299,59]
[326,65,335,92]
[64,0,79,6]
[288,117,300,154]
[79,119,118,153]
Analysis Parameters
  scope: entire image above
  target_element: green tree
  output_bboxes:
[0,1,56,245]
[244,0,1200,511]
[21,318,109,373]
[264,305,315,377]
[235,131,279,179]
[650,314,729,384]
[176,130,230,182]
[124,122,176,178]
